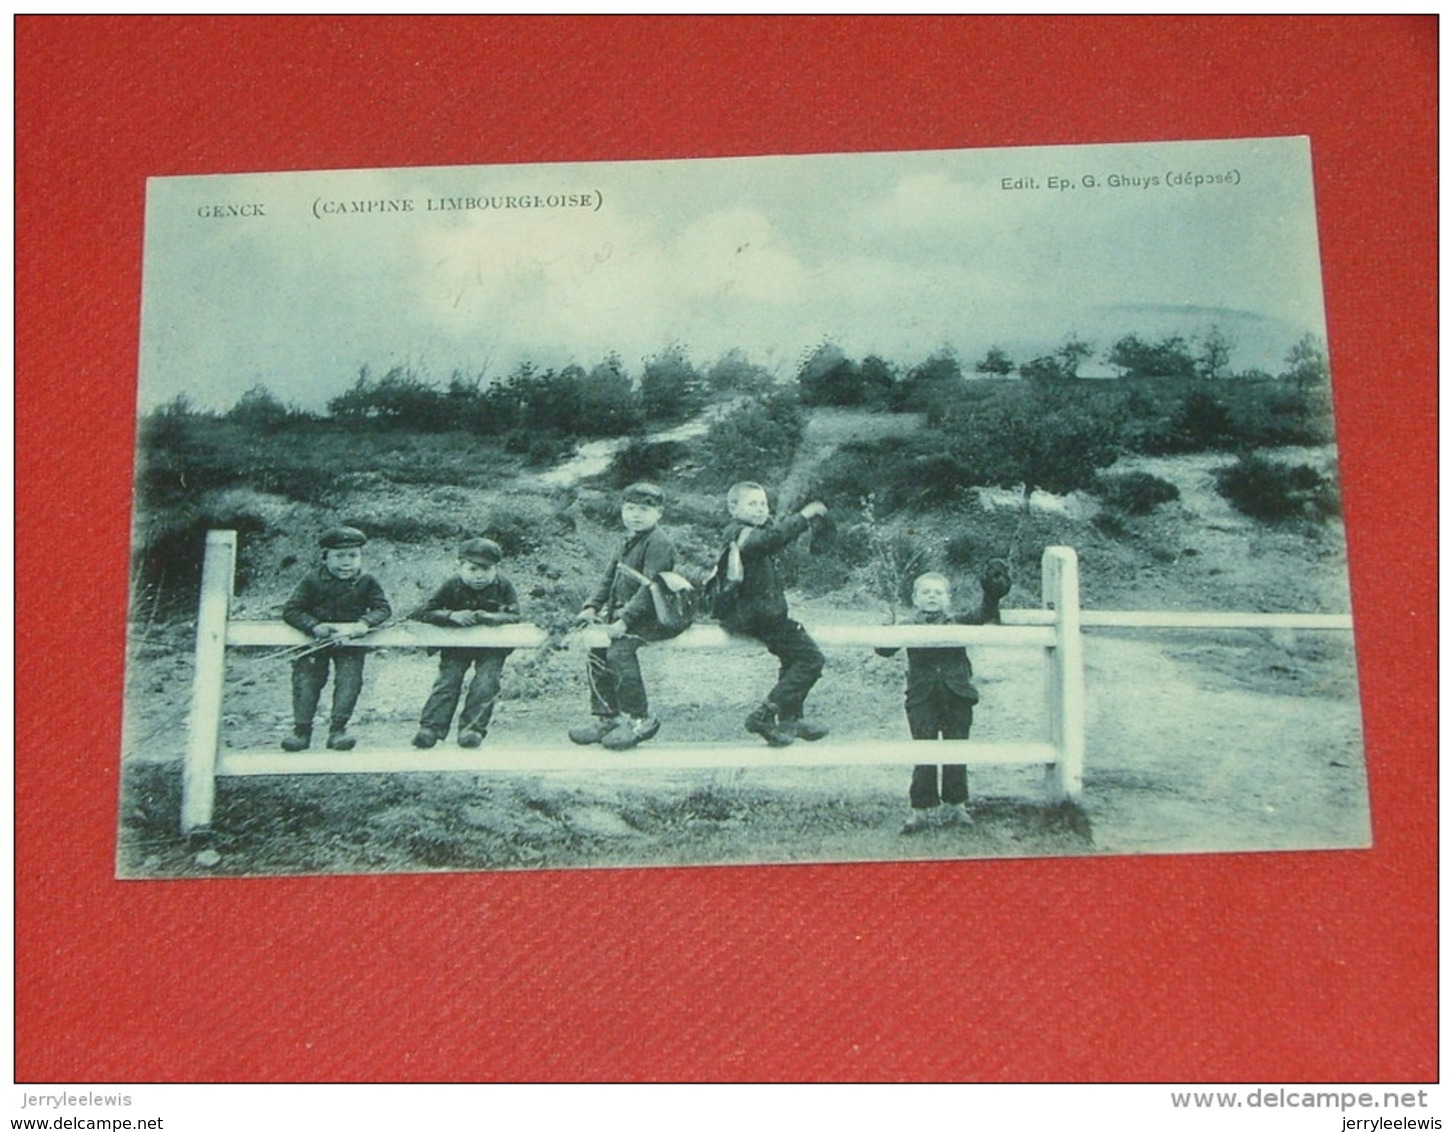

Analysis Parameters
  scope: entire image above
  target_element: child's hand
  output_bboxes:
[981,559,1012,600]
[573,608,600,630]
[340,621,372,638]
[800,501,828,520]
[605,619,628,640]
[311,624,338,640]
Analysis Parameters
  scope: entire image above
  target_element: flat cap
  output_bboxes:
[622,482,664,506]
[319,525,367,549]
[458,537,503,566]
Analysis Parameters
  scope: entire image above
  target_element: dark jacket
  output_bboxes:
[282,567,392,634]
[586,525,677,635]
[877,605,1000,707]
[412,574,521,627]
[719,513,811,632]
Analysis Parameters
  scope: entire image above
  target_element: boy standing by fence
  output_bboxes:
[716,481,831,748]
[280,526,392,751]
[410,537,521,750]
[877,563,1010,831]
[568,482,678,752]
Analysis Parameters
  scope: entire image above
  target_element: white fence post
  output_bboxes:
[182,530,235,832]
[1042,546,1085,802]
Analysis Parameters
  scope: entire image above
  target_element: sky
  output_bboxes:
[138,137,1328,411]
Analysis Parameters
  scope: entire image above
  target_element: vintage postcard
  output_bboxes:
[120,138,1366,877]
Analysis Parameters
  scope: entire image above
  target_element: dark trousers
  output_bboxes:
[291,647,365,732]
[420,648,510,737]
[587,636,650,719]
[748,617,824,720]
[907,689,974,809]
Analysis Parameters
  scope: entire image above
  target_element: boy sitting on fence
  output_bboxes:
[410,537,521,750]
[714,481,831,748]
[876,563,1011,831]
[280,526,393,752]
[568,482,679,752]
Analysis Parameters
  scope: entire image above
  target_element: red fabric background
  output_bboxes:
[16,16,1436,1082]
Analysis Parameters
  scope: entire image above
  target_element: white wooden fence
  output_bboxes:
[178,530,1352,832]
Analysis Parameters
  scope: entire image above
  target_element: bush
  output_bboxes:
[1094,471,1180,515]
[1213,453,1340,522]
[131,497,272,614]
[1091,508,1130,538]
[640,346,706,423]
[1173,389,1237,450]
[945,528,1003,568]
[792,550,853,596]
[894,350,965,421]
[810,430,1007,515]
[941,388,1120,499]
[328,366,456,431]
[487,513,544,558]
[691,393,805,488]
[340,511,461,544]
[606,439,692,488]
[505,429,575,467]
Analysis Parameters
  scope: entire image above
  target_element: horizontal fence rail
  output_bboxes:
[176,529,1351,833]
[226,621,1059,650]
[1002,610,1353,631]
[215,740,1064,777]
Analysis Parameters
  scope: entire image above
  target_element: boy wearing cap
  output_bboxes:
[280,526,393,751]
[568,482,676,751]
[410,537,521,750]
[719,482,831,747]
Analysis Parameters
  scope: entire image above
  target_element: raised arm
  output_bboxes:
[737,507,817,560]
[955,560,1011,626]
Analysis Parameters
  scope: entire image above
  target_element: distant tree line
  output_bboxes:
[159,328,1328,443]
[186,346,782,442]
[795,329,1328,414]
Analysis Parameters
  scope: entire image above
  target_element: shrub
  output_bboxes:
[225,384,294,432]
[942,389,1119,499]
[1091,508,1130,538]
[340,511,460,544]
[691,393,805,488]
[640,346,706,423]
[831,521,874,567]
[894,350,965,421]
[811,434,986,515]
[945,528,1003,568]
[1213,453,1340,522]
[328,366,456,431]
[793,551,853,596]
[606,439,691,488]
[1094,471,1180,515]
[505,429,575,467]
[706,350,775,397]
[484,499,570,556]
[131,497,272,614]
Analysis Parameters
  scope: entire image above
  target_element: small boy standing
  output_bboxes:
[718,481,830,747]
[878,563,1011,831]
[411,537,521,750]
[568,482,677,752]
[280,526,392,751]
